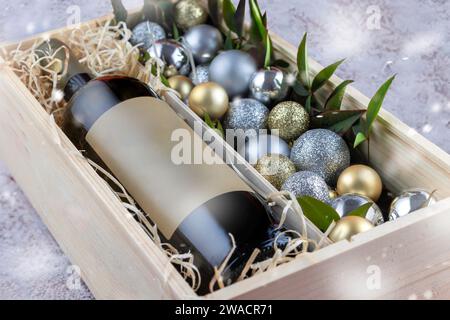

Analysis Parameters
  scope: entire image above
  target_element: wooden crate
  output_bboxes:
[1,12,450,300]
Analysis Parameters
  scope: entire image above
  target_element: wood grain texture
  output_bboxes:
[0,52,195,300]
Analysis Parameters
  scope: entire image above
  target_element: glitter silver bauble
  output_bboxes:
[183,25,223,64]
[237,133,290,165]
[281,171,331,204]
[249,67,289,107]
[331,193,384,226]
[189,64,209,85]
[389,189,437,221]
[209,50,257,98]
[130,21,166,50]
[290,129,350,185]
[224,98,269,131]
[148,39,191,75]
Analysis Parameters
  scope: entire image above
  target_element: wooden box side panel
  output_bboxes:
[208,198,450,300]
[0,66,195,299]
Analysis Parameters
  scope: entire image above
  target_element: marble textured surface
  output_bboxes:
[0,0,449,300]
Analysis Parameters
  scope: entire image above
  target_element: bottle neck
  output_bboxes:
[64,73,92,101]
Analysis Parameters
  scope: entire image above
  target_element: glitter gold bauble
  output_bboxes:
[268,101,310,141]
[337,164,383,202]
[329,216,374,242]
[174,0,208,30]
[168,75,194,101]
[255,154,296,190]
[188,82,229,119]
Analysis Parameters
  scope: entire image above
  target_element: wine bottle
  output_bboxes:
[38,39,282,294]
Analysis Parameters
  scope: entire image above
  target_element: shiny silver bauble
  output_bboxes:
[209,50,257,98]
[237,133,290,165]
[389,189,437,221]
[183,25,223,64]
[148,39,191,76]
[249,67,290,107]
[331,193,384,226]
[130,21,166,50]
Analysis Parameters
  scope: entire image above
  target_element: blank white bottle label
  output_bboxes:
[86,96,251,239]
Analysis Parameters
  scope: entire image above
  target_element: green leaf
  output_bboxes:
[297,196,340,232]
[172,22,180,41]
[365,75,396,135]
[234,0,246,37]
[324,80,354,111]
[305,95,312,113]
[273,59,290,69]
[139,51,151,64]
[224,31,234,50]
[111,0,128,24]
[297,33,310,89]
[354,131,367,148]
[264,33,273,68]
[204,112,215,128]
[347,203,373,218]
[311,59,345,93]
[262,11,268,28]
[292,80,310,97]
[208,0,222,28]
[249,0,267,41]
[312,110,364,134]
[223,0,237,33]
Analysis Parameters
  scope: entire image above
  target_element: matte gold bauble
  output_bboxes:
[164,65,179,78]
[329,216,374,242]
[329,189,338,200]
[188,82,229,119]
[255,154,296,190]
[337,164,383,202]
[174,0,208,30]
[168,75,194,101]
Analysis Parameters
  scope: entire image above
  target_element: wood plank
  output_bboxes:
[208,198,450,299]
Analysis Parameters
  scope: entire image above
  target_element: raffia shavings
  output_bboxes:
[237,248,260,282]
[209,233,237,293]
[68,20,140,78]
[3,40,68,114]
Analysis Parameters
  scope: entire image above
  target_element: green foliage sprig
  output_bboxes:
[294,32,395,149]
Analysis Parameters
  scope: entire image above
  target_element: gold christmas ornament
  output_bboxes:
[268,101,310,141]
[337,164,383,202]
[188,82,229,119]
[329,216,374,242]
[255,154,297,190]
[174,0,208,30]
[168,75,194,101]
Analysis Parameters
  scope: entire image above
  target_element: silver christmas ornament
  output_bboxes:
[148,39,191,76]
[209,50,257,98]
[224,98,269,132]
[249,67,289,107]
[237,133,290,165]
[183,25,223,64]
[130,21,166,50]
[389,189,437,221]
[290,129,350,185]
[281,171,331,204]
[189,64,209,85]
[331,193,384,226]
